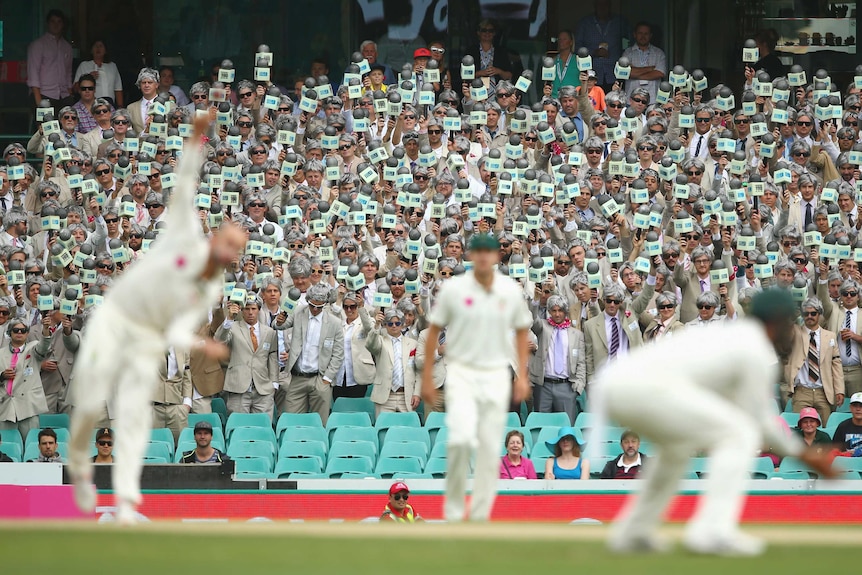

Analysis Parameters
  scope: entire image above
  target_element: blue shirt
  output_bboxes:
[575,15,630,84]
[553,456,583,479]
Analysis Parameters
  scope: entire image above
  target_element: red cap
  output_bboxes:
[389,481,410,495]
[413,48,432,59]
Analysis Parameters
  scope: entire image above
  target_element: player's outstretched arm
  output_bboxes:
[164,115,209,236]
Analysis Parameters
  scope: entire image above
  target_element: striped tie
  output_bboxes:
[609,317,620,358]
[846,311,853,358]
[808,332,820,383]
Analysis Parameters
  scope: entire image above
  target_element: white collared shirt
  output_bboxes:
[391,335,404,391]
[335,321,357,387]
[298,311,322,373]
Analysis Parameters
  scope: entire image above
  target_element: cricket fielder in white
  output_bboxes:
[421,233,532,522]
[593,289,835,556]
[68,118,245,523]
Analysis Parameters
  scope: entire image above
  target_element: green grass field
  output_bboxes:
[1,523,858,574]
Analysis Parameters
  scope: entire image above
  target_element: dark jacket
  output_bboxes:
[179,449,230,464]
[600,453,647,479]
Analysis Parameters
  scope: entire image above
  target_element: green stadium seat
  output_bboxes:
[530,442,554,460]
[424,457,448,478]
[149,428,175,457]
[773,470,810,480]
[229,426,276,449]
[0,428,23,450]
[26,427,70,445]
[783,398,793,413]
[430,441,447,460]
[145,442,172,461]
[282,426,329,451]
[177,426,226,452]
[515,400,528,425]
[0,442,22,461]
[380,441,428,466]
[38,413,70,429]
[778,457,819,478]
[326,456,373,477]
[589,456,613,478]
[235,457,273,475]
[339,472,378,479]
[142,456,169,464]
[326,411,372,430]
[576,393,588,414]
[279,441,327,468]
[210,398,228,425]
[187,413,222,431]
[835,469,861,479]
[331,397,376,424]
[535,426,563,448]
[376,456,423,478]
[424,411,446,430]
[382,426,430,451]
[826,413,853,434]
[331,427,379,452]
[432,427,448,449]
[780,413,799,428]
[750,456,776,479]
[227,441,275,466]
[288,472,329,479]
[505,412,522,428]
[375,412,421,444]
[525,412,571,444]
[225,413,272,440]
[837,398,852,413]
[689,457,709,478]
[328,441,376,466]
[23,441,68,462]
[682,470,700,480]
[276,413,323,443]
[833,458,862,472]
[275,457,322,478]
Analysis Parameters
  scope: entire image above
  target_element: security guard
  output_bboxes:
[381,482,422,523]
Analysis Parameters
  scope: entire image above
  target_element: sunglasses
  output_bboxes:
[631,97,647,105]
[129,233,143,239]
[796,121,812,127]
[112,119,129,125]
[393,494,409,501]
[608,103,624,109]
[278,107,291,112]
[792,258,807,264]
[338,144,353,151]
[605,298,621,305]
[147,173,161,180]
[239,92,253,98]
[390,280,405,286]
[802,310,820,317]
[103,218,119,224]
[97,262,115,269]
[308,302,326,309]
[248,202,267,208]
[6,150,24,156]
[251,149,267,155]
[557,259,572,265]
[658,304,675,310]
[696,304,714,310]
[343,304,358,310]
[339,246,356,252]
[842,291,858,297]
[734,118,750,124]
[687,170,703,176]
[524,136,538,142]
[440,271,453,277]
[428,129,443,135]
[387,321,403,327]
[294,195,309,201]
[311,268,325,274]
[80,86,95,91]
[192,94,208,100]
[431,47,445,54]
[403,115,416,120]
[695,117,711,123]
[217,151,234,157]
[637,145,655,151]
[237,121,253,128]
[794,152,811,158]
[95,168,111,176]
[587,149,602,154]
[97,440,113,447]
[593,121,608,127]
[145,203,163,209]
[11,327,28,334]
[0,310,9,317]
[782,241,798,247]
[414,174,429,181]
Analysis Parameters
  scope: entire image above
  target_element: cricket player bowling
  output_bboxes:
[593,289,835,556]
[68,118,245,523]
[421,233,532,522]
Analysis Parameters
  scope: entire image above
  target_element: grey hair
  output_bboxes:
[306,283,331,303]
[243,295,264,309]
[260,277,282,292]
[288,256,312,278]
[387,267,407,283]
[655,291,677,307]
[546,295,568,311]
[801,296,824,315]
[357,252,379,268]
[384,308,405,323]
[840,279,860,295]
[135,67,160,87]
[696,291,721,308]
[3,209,27,228]
[603,282,626,301]
[569,271,588,288]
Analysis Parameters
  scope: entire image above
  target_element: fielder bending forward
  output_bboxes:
[421,233,532,522]
[68,118,245,523]
[594,289,835,556]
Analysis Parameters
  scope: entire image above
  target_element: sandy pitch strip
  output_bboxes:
[1,521,859,546]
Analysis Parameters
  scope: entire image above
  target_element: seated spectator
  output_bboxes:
[600,430,647,479]
[833,392,862,456]
[500,430,537,479]
[794,408,831,450]
[93,427,114,463]
[381,481,422,523]
[544,427,589,480]
[179,421,229,464]
[29,428,63,462]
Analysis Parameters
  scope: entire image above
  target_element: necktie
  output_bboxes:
[136,204,146,225]
[736,139,745,152]
[846,311,853,358]
[609,317,620,358]
[699,279,707,292]
[850,213,855,228]
[808,332,820,382]
[144,100,150,118]
[554,327,567,375]
[7,348,20,396]
[694,135,703,157]
[0,197,7,211]
[392,338,403,392]
[805,203,813,228]
[250,326,259,352]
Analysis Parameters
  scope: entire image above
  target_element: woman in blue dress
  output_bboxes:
[545,426,590,480]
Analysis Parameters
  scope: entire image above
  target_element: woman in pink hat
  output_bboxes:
[794,407,832,449]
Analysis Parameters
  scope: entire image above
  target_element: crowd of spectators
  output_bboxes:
[2,5,862,475]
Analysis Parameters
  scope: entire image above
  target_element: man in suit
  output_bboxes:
[152,346,192,442]
[529,296,586,425]
[785,298,844,426]
[0,317,53,439]
[584,274,655,384]
[276,283,344,425]
[366,308,419,416]
[673,238,736,324]
[127,67,160,134]
[817,279,862,398]
[332,291,376,400]
[39,311,79,414]
[415,326,447,419]
[188,306,226,414]
[568,271,602,331]
[215,296,279,415]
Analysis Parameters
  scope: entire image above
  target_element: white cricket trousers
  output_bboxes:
[600,369,761,542]
[444,362,510,522]
[69,302,164,508]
